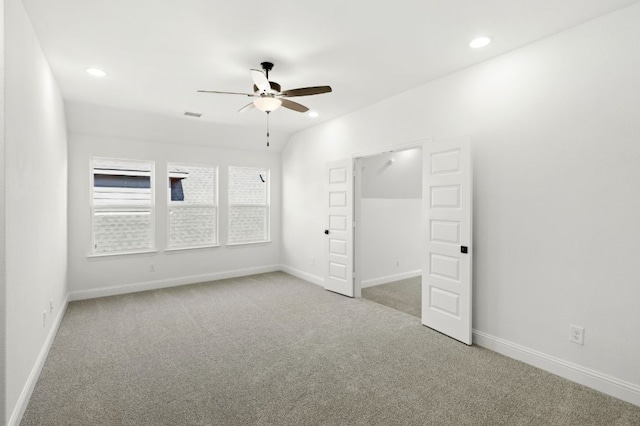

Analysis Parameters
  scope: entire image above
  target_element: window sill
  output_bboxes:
[87,249,158,260]
[165,244,221,253]
[226,240,271,247]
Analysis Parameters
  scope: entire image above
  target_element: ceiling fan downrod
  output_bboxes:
[261,61,274,79]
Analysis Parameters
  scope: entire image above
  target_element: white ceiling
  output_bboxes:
[23,0,639,136]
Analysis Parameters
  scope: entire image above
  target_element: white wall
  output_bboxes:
[360,199,421,285]
[359,149,422,285]
[282,3,640,403]
[360,149,422,199]
[66,101,290,153]
[0,0,6,421]
[4,0,68,423]
[67,103,281,297]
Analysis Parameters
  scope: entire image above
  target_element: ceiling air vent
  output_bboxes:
[184,111,202,118]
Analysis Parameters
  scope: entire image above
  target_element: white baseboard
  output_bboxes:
[473,329,640,407]
[68,264,281,301]
[360,270,421,288]
[8,294,70,426]
[279,264,324,287]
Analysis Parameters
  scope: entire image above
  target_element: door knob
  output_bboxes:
[324,230,329,235]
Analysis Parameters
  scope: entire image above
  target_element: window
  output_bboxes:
[228,166,270,244]
[168,163,218,249]
[91,158,154,255]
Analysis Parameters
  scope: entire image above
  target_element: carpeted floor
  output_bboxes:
[361,276,421,318]
[21,272,640,425]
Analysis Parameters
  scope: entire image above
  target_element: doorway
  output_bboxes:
[326,137,472,344]
[355,146,423,318]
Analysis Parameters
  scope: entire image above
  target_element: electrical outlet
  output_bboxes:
[50,299,54,314]
[396,260,400,267]
[149,263,156,272]
[570,325,584,345]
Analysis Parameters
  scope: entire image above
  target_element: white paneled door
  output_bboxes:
[324,159,354,297]
[422,138,473,345]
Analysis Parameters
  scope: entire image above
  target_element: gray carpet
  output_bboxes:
[362,276,421,318]
[22,272,640,425]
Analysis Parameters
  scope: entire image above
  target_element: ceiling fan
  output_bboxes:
[197,62,332,114]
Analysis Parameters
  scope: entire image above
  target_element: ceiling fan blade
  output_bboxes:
[197,90,255,97]
[279,86,332,97]
[280,98,309,113]
[250,69,270,93]
[238,102,256,113]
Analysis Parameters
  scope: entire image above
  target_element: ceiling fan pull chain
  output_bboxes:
[266,111,270,147]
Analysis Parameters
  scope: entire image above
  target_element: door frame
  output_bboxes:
[352,138,431,299]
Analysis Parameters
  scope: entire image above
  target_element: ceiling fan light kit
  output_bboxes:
[253,96,282,112]
[198,61,332,146]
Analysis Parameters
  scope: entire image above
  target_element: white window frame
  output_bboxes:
[227,166,271,246]
[89,157,156,257]
[166,162,219,251]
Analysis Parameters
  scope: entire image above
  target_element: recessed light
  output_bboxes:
[469,37,491,49]
[308,111,319,118]
[86,68,107,77]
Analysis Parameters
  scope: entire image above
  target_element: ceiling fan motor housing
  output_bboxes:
[253,81,281,94]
